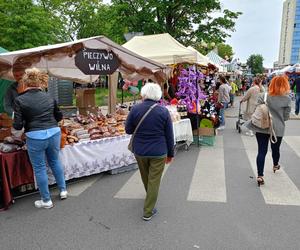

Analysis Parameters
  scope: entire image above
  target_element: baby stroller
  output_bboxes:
[236,102,245,133]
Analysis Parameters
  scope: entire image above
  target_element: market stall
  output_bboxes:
[123,33,198,65]
[0,150,33,210]
[0,35,171,210]
[124,33,219,146]
[187,46,210,66]
[206,50,229,73]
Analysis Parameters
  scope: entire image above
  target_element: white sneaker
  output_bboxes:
[245,131,254,137]
[34,200,53,209]
[217,126,225,131]
[60,191,68,200]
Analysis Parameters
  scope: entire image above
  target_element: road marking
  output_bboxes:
[187,136,227,203]
[242,136,300,206]
[284,136,300,158]
[52,175,99,197]
[114,164,169,199]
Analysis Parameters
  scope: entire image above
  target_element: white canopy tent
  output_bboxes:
[206,51,229,73]
[123,33,198,65]
[0,36,169,84]
[186,46,210,66]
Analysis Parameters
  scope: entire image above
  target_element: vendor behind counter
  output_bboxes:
[163,82,176,101]
[3,82,18,117]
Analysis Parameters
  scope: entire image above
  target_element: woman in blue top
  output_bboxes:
[13,68,67,209]
[125,82,174,221]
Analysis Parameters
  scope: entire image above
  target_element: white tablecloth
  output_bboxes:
[48,135,136,184]
[47,119,193,184]
[173,118,193,146]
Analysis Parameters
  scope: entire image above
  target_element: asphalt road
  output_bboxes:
[1,115,300,250]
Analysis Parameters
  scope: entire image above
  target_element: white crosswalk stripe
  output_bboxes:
[187,136,227,203]
[242,135,300,206]
[112,134,300,206]
[284,136,300,158]
[114,164,169,199]
[51,175,99,197]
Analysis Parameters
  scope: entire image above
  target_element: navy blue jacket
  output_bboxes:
[125,99,174,157]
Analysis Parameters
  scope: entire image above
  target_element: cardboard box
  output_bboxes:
[76,88,96,107]
[193,127,215,136]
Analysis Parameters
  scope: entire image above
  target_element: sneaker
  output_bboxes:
[245,131,254,137]
[60,191,68,200]
[142,208,158,221]
[217,126,225,131]
[34,200,53,209]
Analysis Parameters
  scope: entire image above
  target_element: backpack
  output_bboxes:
[251,93,270,129]
[251,93,277,143]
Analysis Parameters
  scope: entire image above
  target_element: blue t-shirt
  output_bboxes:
[26,127,60,140]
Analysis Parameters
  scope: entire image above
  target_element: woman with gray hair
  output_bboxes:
[125,82,174,221]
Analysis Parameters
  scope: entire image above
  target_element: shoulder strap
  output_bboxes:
[263,92,268,103]
[264,93,277,143]
[131,103,158,139]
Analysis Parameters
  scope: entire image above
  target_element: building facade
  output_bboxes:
[279,0,298,66]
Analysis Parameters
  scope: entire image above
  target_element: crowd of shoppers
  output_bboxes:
[2,66,294,219]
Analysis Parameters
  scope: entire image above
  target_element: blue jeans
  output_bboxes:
[295,92,300,115]
[219,102,228,126]
[255,133,282,176]
[27,132,66,202]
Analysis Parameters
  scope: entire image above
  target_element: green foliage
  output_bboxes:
[111,0,242,46]
[0,0,66,51]
[217,44,234,60]
[0,0,241,53]
[247,54,264,75]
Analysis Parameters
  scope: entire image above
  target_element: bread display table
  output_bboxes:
[0,150,34,210]
[48,135,136,184]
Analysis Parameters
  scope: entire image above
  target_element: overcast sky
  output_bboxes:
[222,0,284,67]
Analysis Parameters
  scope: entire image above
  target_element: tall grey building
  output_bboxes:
[278,0,300,66]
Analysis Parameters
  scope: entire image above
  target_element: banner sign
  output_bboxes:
[75,48,120,75]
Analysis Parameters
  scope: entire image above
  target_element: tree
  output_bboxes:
[110,0,242,46]
[0,0,67,51]
[39,0,127,44]
[247,54,264,75]
[217,44,234,61]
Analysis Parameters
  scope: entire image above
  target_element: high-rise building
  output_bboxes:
[278,0,300,66]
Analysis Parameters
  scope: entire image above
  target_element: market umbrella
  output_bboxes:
[0,36,170,84]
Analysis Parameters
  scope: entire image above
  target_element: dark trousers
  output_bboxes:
[255,133,282,176]
[135,156,166,217]
[295,92,300,115]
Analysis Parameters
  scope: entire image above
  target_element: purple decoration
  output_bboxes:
[176,66,207,112]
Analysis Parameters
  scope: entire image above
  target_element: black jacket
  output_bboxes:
[292,78,300,93]
[13,89,63,132]
[3,82,18,116]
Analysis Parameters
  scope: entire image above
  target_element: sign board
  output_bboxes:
[75,48,120,75]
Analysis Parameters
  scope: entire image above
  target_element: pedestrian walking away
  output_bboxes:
[240,77,263,136]
[291,75,300,115]
[244,75,291,186]
[125,82,174,221]
[230,80,239,107]
[217,76,230,130]
[13,68,68,209]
